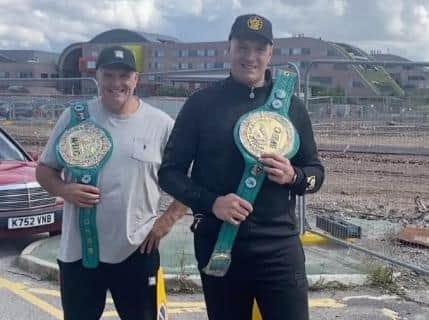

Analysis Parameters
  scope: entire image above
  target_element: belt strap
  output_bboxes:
[203,70,300,276]
[56,101,112,268]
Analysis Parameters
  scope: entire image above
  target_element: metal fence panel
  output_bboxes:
[0,78,99,153]
[141,69,429,277]
[303,60,429,276]
[7,75,428,279]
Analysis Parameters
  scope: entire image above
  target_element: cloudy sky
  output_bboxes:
[1,0,429,61]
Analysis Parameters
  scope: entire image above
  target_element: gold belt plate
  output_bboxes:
[239,111,295,158]
[58,123,112,168]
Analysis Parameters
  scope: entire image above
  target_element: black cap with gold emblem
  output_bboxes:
[229,14,273,44]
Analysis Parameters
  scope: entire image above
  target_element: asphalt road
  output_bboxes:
[0,235,428,320]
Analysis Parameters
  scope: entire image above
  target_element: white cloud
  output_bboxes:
[331,0,347,16]
[0,0,428,61]
[410,5,429,39]
[232,0,242,10]
[377,0,405,36]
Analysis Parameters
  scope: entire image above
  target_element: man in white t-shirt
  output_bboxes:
[36,46,187,320]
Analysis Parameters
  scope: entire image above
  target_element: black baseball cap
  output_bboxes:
[229,14,273,44]
[96,46,136,71]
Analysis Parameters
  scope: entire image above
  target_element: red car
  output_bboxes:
[0,127,63,238]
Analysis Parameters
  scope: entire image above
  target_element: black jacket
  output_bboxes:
[158,72,324,239]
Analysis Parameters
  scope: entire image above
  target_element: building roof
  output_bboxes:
[372,53,410,62]
[0,53,15,63]
[90,28,179,44]
[333,42,371,60]
[0,50,58,64]
[162,73,229,82]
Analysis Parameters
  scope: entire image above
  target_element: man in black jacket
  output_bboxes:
[159,14,324,320]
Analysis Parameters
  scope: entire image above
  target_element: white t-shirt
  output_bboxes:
[40,97,174,263]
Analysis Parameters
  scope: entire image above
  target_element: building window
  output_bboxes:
[334,64,349,70]
[0,72,9,78]
[403,84,417,89]
[153,50,165,57]
[291,48,302,56]
[327,48,339,56]
[224,49,228,56]
[189,50,197,57]
[207,49,216,57]
[41,73,48,78]
[179,49,189,57]
[352,80,365,88]
[150,62,164,70]
[301,48,311,55]
[223,62,231,68]
[195,62,218,69]
[197,49,205,57]
[280,48,289,56]
[171,63,179,70]
[50,73,58,78]
[408,75,425,81]
[179,63,191,69]
[18,72,32,78]
[310,76,332,85]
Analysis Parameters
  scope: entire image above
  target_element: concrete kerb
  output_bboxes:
[18,236,369,290]
[18,238,59,282]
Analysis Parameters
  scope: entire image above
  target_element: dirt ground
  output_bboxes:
[314,121,428,149]
[308,122,429,220]
[309,152,429,220]
[4,119,429,220]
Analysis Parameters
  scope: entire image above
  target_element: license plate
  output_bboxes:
[8,213,55,229]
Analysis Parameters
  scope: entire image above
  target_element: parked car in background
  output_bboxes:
[0,101,12,119]
[0,101,36,120]
[9,102,36,119]
[0,127,63,237]
[35,103,67,119]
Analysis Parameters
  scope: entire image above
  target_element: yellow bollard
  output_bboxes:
[157,267,168,320]
[300,231,329,246]
[156,269,263,319]
[252,299,262,320]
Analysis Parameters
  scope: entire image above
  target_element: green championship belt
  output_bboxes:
[56,102,113,268]
[203,70,300,277]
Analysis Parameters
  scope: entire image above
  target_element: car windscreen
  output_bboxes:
[0,131,27,161]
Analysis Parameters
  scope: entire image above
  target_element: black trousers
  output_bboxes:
[58,249,159,320]
[195,234,309,320]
